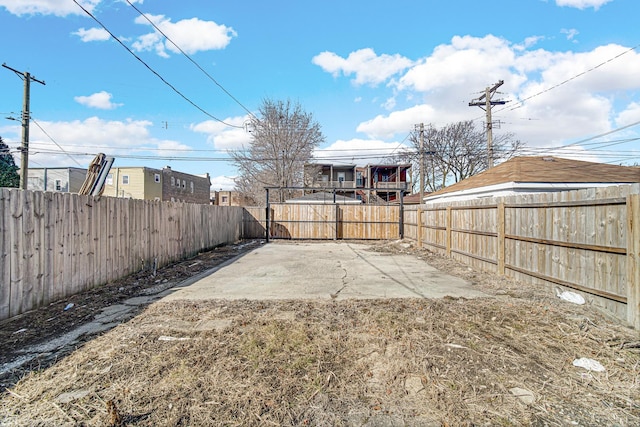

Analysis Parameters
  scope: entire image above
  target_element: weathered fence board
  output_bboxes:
[0,189,244,321]
[405,183,640,328]
[242,204,401,240]
[0,191,8,320]
[5,184,639,328]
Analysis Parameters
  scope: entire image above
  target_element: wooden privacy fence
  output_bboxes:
[0,189,244,321]
[404,184,640,328]
[243,204,401,240]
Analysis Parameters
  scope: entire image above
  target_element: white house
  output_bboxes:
[424,156,640,204]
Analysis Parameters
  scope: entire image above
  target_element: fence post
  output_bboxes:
[0,189,9,320]
[446,206,452,257]
[399,192,404,239]
[417,206,423,248]
[626,194,640,328]
[265,189,270,243]
[497,202,505,275]
[335,203,339,240]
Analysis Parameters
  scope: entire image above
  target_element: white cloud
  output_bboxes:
[356,104,437,140]
[0,0,100,17]
[0,0,146,16]
[614,102,640,128]
[210,175,236,191]
[312,48,413,86]
[132,14,237,57]
[190,116,252,150]
[396,35,517,93]
[561,28,579,42]
[555,0,613,10]
[154,139,193,158]
[73,27,110,42]
[74,91,123,110]
[14,117,190,167]
[339,35,640,152]
[314,138,410,167]
[514,36,545,52]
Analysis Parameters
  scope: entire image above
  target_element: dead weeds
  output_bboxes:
[1,240,639,426]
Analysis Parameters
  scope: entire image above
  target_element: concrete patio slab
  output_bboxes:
[162,242,489,301]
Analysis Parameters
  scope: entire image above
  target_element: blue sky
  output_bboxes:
[1,0,639,190]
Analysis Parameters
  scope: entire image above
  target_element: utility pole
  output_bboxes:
[418,123,425,205]
[2,63,46,190]
[469,80,506,169]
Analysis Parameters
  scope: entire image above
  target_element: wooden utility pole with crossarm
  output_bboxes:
[2,63,46,190]
[469,80,507,168]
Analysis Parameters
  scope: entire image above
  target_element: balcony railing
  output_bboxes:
[312,180,356,188]
[374,181,408,190]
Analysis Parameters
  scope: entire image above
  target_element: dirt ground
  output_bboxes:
[1,239,639,426]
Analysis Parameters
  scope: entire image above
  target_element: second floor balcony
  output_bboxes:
[374,181,408,190]
[312,180,356,188]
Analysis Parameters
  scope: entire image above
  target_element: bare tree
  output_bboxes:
[399,120,524,193]
[231,98,325,205]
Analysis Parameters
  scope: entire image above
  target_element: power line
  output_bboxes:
[71,0,243,129]
[124,0,256,121]
[31,119,84,167]
[25,140,413,155]
[503,43,640,113]
[556,119,640,148]
[468,43,640,127]
[26,146,414,163]
[23,142,640,165]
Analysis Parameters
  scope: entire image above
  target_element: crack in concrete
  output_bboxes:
[329,261,349,299]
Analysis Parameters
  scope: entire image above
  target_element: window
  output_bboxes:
[171,176,175,186]
[122,175,129,185]
[190,182,194,193]
[221,196,228,203]
[182,181,186,189]
[55,180,62,191]
[171,197,175,202]
[154,173,160,183]
[106,173,113,185]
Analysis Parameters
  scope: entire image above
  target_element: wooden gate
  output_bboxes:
[243,204,402,240]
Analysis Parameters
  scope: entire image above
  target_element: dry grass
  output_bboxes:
[1,241,639,426]
[1,296,638,426]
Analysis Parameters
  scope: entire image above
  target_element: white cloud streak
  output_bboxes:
[132,14,237,57]
[73,26,110,42]
[317,35,640,156]
[4,117,191,167]
[74,91,122,109]
[0,0,100,17]
[555,0,613,10]
[190,116,252,150]
[312,48,414,86]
